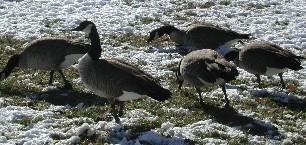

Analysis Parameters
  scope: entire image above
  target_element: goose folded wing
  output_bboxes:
[241,47,287,69]
[106,59,171,101]
[188,59,217,84]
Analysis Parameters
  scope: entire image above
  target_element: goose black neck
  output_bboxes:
[0,55,20,79]
[88,26,102,60]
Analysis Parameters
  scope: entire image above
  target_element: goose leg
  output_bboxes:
[278,73,286,90]
[255,74,262,89]
[58,69,72,90]
[48,70,55,85]
[111,103,120,123]
[221,84,230,106]
[195,87,204,104]
[118,101,124,117]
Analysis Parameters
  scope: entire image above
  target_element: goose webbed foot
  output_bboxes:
[224,101,230,107]
[60,83,73,90]
[114,115,120,123]
[220,100,232,109]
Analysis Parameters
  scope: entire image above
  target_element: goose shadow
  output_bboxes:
[248,89,306,112]
[199,102,279,137]
[0,87,108,107]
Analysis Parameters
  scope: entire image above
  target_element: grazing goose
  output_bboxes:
[0,38,89,90]
[70,21,172,123]
[176,49,238,106]
[233,41,304,89]
[147,24,251,60]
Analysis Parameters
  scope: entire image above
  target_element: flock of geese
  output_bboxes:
[0,21,304,122]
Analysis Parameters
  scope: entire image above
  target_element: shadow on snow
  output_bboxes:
[199,102,279,137]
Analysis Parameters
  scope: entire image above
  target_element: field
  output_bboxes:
[0,0,305,144]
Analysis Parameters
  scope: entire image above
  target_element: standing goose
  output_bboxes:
[0,38,89,90]
[233,41,304,89]
[70,21,172,123]
[176,49,238,106]
[147,24,251,60]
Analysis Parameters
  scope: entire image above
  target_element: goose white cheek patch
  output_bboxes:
[83,24,93,34]
[61,54,85,69]
[215,47,237,57]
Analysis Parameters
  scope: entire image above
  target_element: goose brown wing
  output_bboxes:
[185,58,217,84]
[266,43,303,70]
[48,39,90,55]
[241,44,300,70]
[43,39,89,67]
[19,38,88,69]
[96,59,171,101]
[213,56,238,81]
[186,25,250,49]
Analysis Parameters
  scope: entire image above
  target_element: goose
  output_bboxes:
[0,38,89,90]
[70,21,172,123]
[176,49,238,106]
[147,24,251,60]
[233,41,304,89]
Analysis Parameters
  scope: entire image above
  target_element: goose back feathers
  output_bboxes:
[233,41,304,88]
[19,38,89,69]
[179,49,238,87]
[78,55,171,102]
[236,41,303,75]
[147,24,250,59]
[183,25,250,49]
[177,49,238,106]
[0,38,89,89]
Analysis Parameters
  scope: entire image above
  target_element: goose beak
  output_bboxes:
[70,26,82,31]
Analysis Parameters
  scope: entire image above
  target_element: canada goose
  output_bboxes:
[0,38,89,90]
[147,24,251,60]
[176,49,238,106]
[233,41,304,89]
[70,21,172,123]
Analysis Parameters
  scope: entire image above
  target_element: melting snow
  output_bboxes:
[0,0,305,144]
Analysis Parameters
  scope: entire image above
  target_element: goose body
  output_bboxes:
[147,24,250,60]
[0,38,89,89]
[71,21,172,122]
[78,54,169,102]
[176,49,238,106]
[233,41,304,89]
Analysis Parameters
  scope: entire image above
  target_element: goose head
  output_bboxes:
[70,21,95,35]
[147,25,178,43]
[71,20,101,61]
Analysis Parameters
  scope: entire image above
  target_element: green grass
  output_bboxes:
[0,32,305,145]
